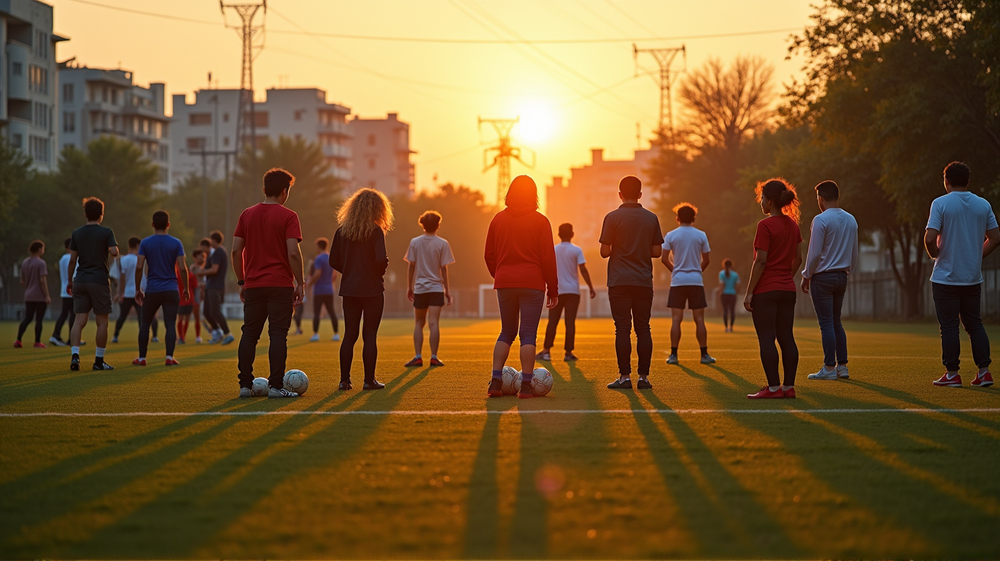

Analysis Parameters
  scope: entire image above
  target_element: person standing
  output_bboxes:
[203,231,234,345]
[924,162,999,388]
[537,223,596,362]
[49,238,76,346]
[404,211,456,367]
[113,237,158,344]
[743,179,803,399]
[188,248,206,343]
[309,237,340,342]
[67,197,120,371]
[15,240,50,348]
[133,211,188,366]
[176,256,199,344]
[484,176,559,398]
[661,203,714,365]
[233,168,305,398]
[801,180,859,381]
[600,176,664,390]
[718,259,740,332]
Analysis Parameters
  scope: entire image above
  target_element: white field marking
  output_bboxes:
[1,408,999,418]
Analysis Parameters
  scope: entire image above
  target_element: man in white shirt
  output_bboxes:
[801,181,859,381]
[403,211,456,368]
[113,237,158,343]
[924,162,999,388]
[50,237,77,346]
[537,223,596,361]
[661,203,713,365]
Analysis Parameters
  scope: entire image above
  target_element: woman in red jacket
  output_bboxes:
[484,175,558,398]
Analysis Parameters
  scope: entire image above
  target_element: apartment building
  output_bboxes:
[348,112,415,198]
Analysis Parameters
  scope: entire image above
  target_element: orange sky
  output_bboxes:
[51,0,814,202]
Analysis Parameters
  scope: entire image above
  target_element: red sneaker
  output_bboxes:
[783,387,796,398]
[518,390,535,399]
[971,372,994,388]
[165,358,179,366]
[132,358,147,366]
[487,378,503,398]
[13,341,22,348]
[747,386,785,399]
[932,373,962,387]
[429,357,445,367]
[404,357,423,367]
[33,342,46,348]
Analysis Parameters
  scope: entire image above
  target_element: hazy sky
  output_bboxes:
[51,0,814,202]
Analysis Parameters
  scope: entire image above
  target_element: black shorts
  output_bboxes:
[178,305,193,315]
[667,286,707,310]
[73,282,113,315]
[413,292,445,309]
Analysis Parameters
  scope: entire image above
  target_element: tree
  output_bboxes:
[0,139,35,303]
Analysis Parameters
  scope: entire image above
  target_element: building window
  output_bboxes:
[368,134,376,146]
[29,136,50,163]
[34,30,48,58]
[254,112,269,128]
[28,65,48,94]
[12,62,22,76]
[223,136,230,146]
[12,134,23,149]
[189,113,211,126]
[63,112,75,133]
[159,145,169,162]
[294,110,303,121]
[63,83,74,103]
[186,137,206,151]
[368,158,376,169]
[223,113,229,122]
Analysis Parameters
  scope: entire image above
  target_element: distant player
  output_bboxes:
[233,168,305,398]
[133,210,188,366]
[404,211,455,367]
[49,237,76,346]
[309,237,340,342]
[202,231,234,345]
[67,197,120,371]
[924,162,999,388]
[718,259,740,332]
[601,176,664,390]
[113,237,158,344]
[15,240,50,348]
[661,203,714,365]
[801,180,858,381]
[537,223,596,362]
[189,248,206,343]
[176,256,199,344]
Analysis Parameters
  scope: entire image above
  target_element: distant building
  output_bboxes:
[0,0,66,173]
[348,112,415,198]
[58,61,170,189]
[170,87,352,188]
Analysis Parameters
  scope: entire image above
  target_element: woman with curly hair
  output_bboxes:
[743,178,803,399]
[330,188,393,391]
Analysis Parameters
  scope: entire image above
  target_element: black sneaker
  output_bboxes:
[338,380,353,391]
[363,379,385,390]
[93,361,114,371]
[636,378,653,390]
[607,378,632,389]
[70,354,80,371]
[488,378,503,397]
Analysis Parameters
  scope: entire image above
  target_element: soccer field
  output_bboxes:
[1,317,998,559]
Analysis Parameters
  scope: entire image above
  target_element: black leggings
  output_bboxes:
[116,297,157,337]
[340,295,384,382]
[52,297,75,340]
[721,294,737,327]
[751,290,798,387]
[313,294,338,334]
[139,291,179,358]
[18,301,47,343]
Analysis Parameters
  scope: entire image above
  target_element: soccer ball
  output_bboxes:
[500,365,521,395]
[529,367,553,396]
[283,369,309,395]
[251,377,269,397]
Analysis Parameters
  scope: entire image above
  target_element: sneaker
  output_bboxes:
[310,334,320,342]
[332,334,341,342]
[221,334,235,346]
[700,354,717,364]
[13,341,22,348]
[666,354,679,365]
[636,378,653,390]
[112,336,119,344]
[239,387,253,398]
[430,357,445,367]
[783,387,796,398]
[208,336,221,345]
[807,366,838,380]
[196,336,203,344]
[404,357,423,367]
[363,379,386,390]
[971,372,993,388]
[151,337,159,343]
[607,378,632,389]
[747,386,785,399]
[268,387,299,398]
[178,339,186,345]
[295,328,303,335]
[132,358,146,366]
[165,358,179,366]
[339,380,353,391]
[488,378,503,397]
[79,341,87,346]
[932,373,962,387]
[564,353,578,361]
[93,361,114,371]
[70,354,80,371]
[535,351,551,361]
[33,342,46,348]
[837,364,850,379]
[518,387,535,399]
[50,336,67,347]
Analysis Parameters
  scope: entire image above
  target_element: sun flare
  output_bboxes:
[517,102,558,146]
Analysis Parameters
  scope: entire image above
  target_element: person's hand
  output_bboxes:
[182,289,190,302]
[114,293,121,303]
[66,280,73,295]
[743,294,753,312]
[589,287,597,299]
[445,291,453,306]
[239,285,246,303]
[407,288,415,302]
[46,296,51,304]
[546,295,559,309]
[135,289,144,306]
[800,277,810,294]
[292,284,304,307]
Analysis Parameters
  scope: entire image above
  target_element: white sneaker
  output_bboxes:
[332,334,341,342]
[152,337,159,343]
[310,333,320,342]
[808,366,838,380]
[700,354,717,364]
[666,354,679,365]
[239,387,253,398]
[196,336,203,344]
[837,364,850,379]
[49,336,67,347]
[269,387,299,398]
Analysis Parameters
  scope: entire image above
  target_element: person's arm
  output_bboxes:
[287,238,305,307]
[743,250,767,312]
[442,265,452,305]
[579,263,596,298]
[651,244,662,258]
[791,242,803,281]
[134,255,146,305]
[202,260,220,276]
[374,229,389,276]
[19,268,25,288]
[66,251,78,295]
[406,261,416,301]
[701,251,711,272]
[600,243,612,258]
[801,219,824,293]
[308,267,321,287]
[985,228,1000,258]
[541,223,560,309]
[484,221,498,278]
[924,229,940,259]
[176,256,190,302]
[231,237,246,302]
[40,269,50,303]
[660,247,673,271]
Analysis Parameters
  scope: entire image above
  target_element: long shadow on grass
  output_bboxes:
[846,379,1000,431]
[462,399,518,559]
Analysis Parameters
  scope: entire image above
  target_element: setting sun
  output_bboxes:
[516,101,559,146]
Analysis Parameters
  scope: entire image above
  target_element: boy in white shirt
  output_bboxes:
[403,211,456,367]
[537,223,595,361]
[50,237,77,346]
[661,203,714,365]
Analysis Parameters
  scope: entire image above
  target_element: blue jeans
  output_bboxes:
[810,270,848,367]
[496,288,545,347]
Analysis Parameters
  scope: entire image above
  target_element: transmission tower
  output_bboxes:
[478,117,535,205]
[633,44,686,147]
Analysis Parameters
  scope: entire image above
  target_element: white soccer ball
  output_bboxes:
[283,369,309,395]
[530,367,554,396]
[251,377,269,397]
[500,365,521,395]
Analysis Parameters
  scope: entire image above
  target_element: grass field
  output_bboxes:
[1,316,999,559]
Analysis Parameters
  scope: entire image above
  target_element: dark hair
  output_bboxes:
[263,167,295,197]
[944,161,970,187]
[199,237,212,248]
[63,237,71,249]
[723,258,733,268]
[619,175,641,199]
[558,223,574,240]
[674,202,697,223]
[419,210,442,232]
[128,236,142,249]
[815,180,840,201]
[83,197,104,221]
[152,210,169,230]
[210,230,224,244]
[315,237,329,250]
[505,175,539,209]
[755,178,801,224]
[192,249,204,258]
[28,240,44,253]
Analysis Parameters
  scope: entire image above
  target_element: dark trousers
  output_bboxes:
[341,295,384,382]
[810,271,848,367]
[115,297,157,338]
[932,282,991,372]
[313,294,339,334]
[238,287,294,388]
[496,288,545,347]
[608,285,654,377]
[139,291,179,358]
[543,293,581,351]
[721,294,737,327]
[293,303,304,329]
[17,301,47,343]
[52,297,75,339]
[751,290,798,387]
[204,289,229,334]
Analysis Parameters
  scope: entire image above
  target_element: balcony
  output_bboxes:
[318,121,350,136]
[323,143,351,159]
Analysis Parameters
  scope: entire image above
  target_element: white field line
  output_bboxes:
[1,408,999,418]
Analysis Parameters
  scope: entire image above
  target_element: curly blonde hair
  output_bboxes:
[336,188,394,241]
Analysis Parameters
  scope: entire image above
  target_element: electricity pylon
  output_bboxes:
[633,44,686,147]
[478,117,534,205]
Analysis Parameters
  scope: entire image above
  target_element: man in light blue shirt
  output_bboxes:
[660,203,714,365]
[801,180,859,380]
[924,162,999,388]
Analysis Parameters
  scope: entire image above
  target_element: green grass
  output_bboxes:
[1,317,999,559]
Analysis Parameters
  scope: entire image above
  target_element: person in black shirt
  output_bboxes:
[330,188,392,391]
[200,230,233,345]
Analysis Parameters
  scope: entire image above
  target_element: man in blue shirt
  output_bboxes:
[308,237,339,342]
[134,211,189,366]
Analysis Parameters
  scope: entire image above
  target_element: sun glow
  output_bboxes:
[517,101,558,146]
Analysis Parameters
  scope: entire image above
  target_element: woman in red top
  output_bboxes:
[484,175,558,398]
[743,178,803,399]
[175,261,198,344]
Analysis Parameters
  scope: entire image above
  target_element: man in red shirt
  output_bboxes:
[232,168,305,398]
